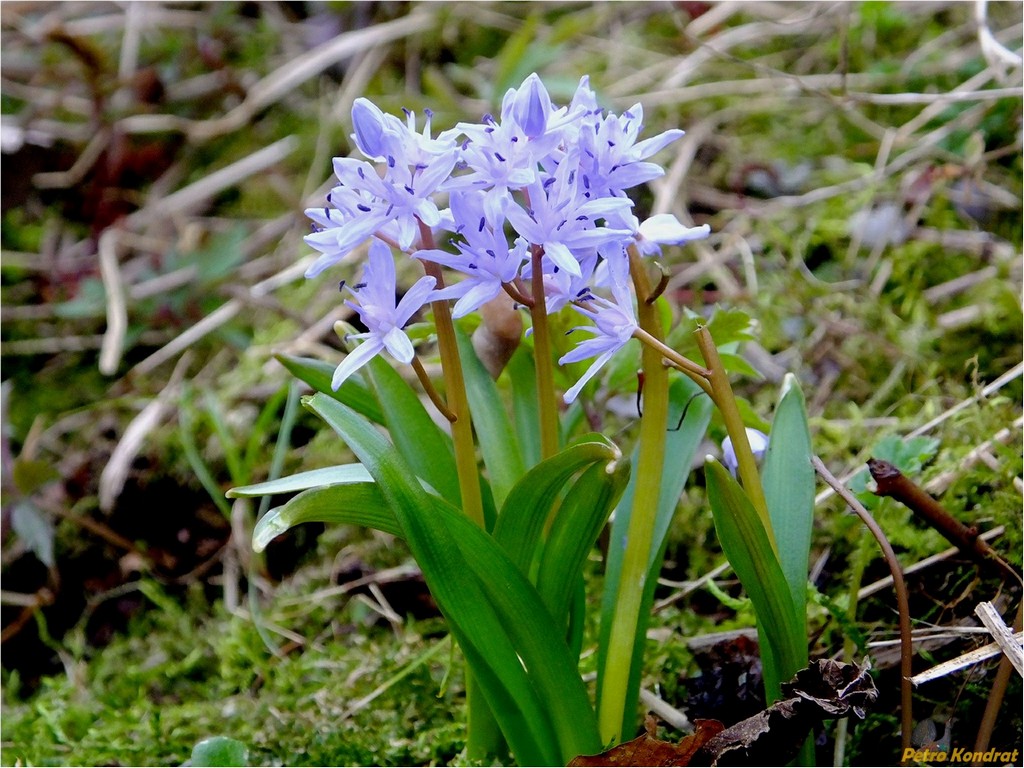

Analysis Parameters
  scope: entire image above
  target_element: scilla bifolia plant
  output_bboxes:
[231,74,817,765]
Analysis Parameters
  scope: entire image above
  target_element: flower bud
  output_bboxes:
[722,428,769,477]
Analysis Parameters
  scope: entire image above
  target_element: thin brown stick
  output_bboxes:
[868,459,1022,586]
[813,455,914,754]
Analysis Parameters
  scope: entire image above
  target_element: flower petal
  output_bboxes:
[332,338,385,389]
[562,350,615,403]
[382,326,415,363]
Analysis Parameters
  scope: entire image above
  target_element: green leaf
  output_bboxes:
[12,457,59,495]
[455,327,525,506]
[366,356,461,506]
[506,345,541,470]
[252,483,399,551]
[493,436,619,577]
[717,351,764,380]
[705,459,806,703]
[306,393,600,764]
[669,306,756,357]
[761,374,815,628]
[848,434,941,510]
[190,736,248,767]
[274,353,384,424]
[596,375,712,734]
[228,464,373,498]
[536,455,630,626]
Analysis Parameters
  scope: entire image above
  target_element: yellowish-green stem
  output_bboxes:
[415,221,494,760]
[416,222,484,529]
[631,327,714,397]
[694,326,776,553]
[529,245,560,459]
[597,245,672,745]
[411,355,456,423]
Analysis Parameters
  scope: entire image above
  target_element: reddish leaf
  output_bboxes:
[570,720,725,767]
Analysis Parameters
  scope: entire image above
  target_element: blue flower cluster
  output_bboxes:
[305,73,710,399]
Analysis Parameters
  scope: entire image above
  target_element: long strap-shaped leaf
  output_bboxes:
[274,354,384,423]
[365,357,461,505]
[306,393,601,764]
[493,435,620,577]
[251,483,401,551]
[455,327,525,507]
[506,345,541,470]
[536,457,631,626]
[705,458,805,703]
[761,374,814,637]
[250,480,550,763]
[229,464,373,498]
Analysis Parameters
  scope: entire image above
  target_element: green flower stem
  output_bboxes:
[630,327,714,397]
[597,245,671,745]
[416,221,496,760]
[694,326,776,553]
[411,355,457,423]
[416,221,485,529]
[529,245,560,460]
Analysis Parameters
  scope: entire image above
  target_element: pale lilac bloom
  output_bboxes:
[722,428,770,477]
[414,192,529,318]
[304,101,459,278]
[577,103,685,200]
[445,73,580,223]
[521,247,598,314]
[558,251,637,403]
[350,97,402,161]
[444,118,538,224]
[505,150,632,278]
[627,212,712,256]
[332,239,436,390]
[350,98,459,169]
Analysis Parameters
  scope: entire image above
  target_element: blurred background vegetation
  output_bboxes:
[1,2,1021,765]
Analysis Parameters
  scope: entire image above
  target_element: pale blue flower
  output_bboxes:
[304,101,459,278]
[631,213,711,256]
[505,150,633,278]
[332,239,436,389]
[414,191,528,318]
[578,103,685,199]
[558,251,637,403]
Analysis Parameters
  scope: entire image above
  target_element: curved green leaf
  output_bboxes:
[455,327,525,506]
[306,393,600,764]
[252,483,398,552]
[365,357,461,505]
[274,353,384,423]
[228,464,372,498]
[247,480,543,764]
[493,436,619,576]
[705,458,805,703]
[536,455,630,625]
[762,374,815,632]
